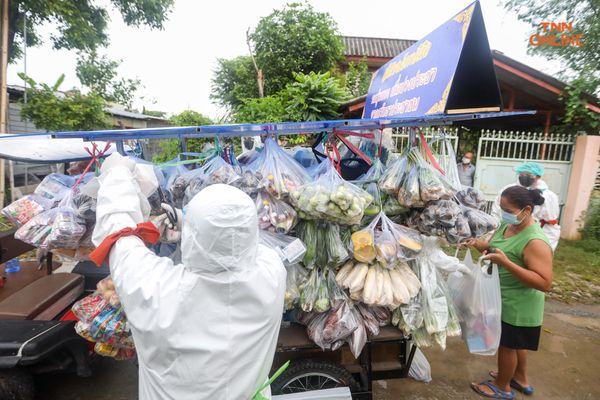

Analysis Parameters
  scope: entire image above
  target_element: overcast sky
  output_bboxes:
[7,0,562,119]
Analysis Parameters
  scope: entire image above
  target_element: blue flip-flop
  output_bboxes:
[489,371,535,395]
[471,380,515,399]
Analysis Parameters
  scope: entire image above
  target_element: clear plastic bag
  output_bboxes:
[397,165,424,208]
[347,308,368,358]
[259,229,306,266]
[15,208,58,247]
[455,186,487,210]
[428,134,461,191]
[72,293,108,323]
[43,192,87,249]
[182,168,209,206]
[285,264,309,310]
[296,221,349,269]
[306,312,331,350]
[256,191,297,233]
[1,195,52,227]
[231,168,262,198]
[300,268,320,312]
[446,251,501,355]
[378,155,407,195]
[249,137,310,199]
[34,173,74,204]
[462,207,499,238]
[408,347,432,382]
[322,301,359,345]
[356,303,381,336]
[417,200,471,244]
[290,159,373,225]
[201,155,241,186]
[382,194,408,216]
[359,160,385,218]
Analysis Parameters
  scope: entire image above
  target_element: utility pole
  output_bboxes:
[0,0,9,207]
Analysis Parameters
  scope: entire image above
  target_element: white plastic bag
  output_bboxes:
[408,347,432,383]
[446,250,501,355]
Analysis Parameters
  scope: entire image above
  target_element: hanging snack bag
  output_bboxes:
[249,137,310,199]
[1,194,52,226]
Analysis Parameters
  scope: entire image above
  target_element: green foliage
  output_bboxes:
[8,0,174,62]
[344,59,372,98]
[18,74,108,131]
[142,109,167,118]
[581,194,600,242]
[234,96,287,124]
[153,110,214,163]
[76,52,141,109]
[558,76,600,133]
[250,2,344,95]
[210,56,259,108]
[283,71,349,122]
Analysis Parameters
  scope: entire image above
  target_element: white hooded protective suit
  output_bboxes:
[93,166,286,400]
[491,179,560,251]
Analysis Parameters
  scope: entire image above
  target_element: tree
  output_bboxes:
[211,3,344,108]
[234,96,287,124]
[283,71,349,122]
[18,73,108,131]
[8,0,174,62]
[343,59,372,98]
[154,110,214,162]
[76,52,141,109]
[210,56,260,108]
[249,2,344,95]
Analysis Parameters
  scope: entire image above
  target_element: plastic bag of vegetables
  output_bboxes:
[284,264,309,310]
[258,229,306,266]
[201,155,241,186]
[417,200,472,244]
[231,168,262,198]
[351,212,423,266]
[290,159,373,225]
[296,220,349,269]
[358,160,386,218]
[378,155,407,196]
[428,134,462,191]
[300,268,330,313]
[182,168,209,206]
[322,300,359,345]
[461,206,499,238]
[455,186,487,210]
[248,137,310,199]
[255,191,297,233]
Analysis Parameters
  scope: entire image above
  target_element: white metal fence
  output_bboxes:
[391,127,459,154]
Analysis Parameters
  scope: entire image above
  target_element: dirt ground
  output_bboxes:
[35,300,600,400]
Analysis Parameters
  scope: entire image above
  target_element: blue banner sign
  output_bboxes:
[364,1,500,118]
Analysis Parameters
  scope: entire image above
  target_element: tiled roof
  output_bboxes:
[342,36,417,58]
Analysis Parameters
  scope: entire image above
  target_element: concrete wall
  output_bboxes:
[561,135,600,240]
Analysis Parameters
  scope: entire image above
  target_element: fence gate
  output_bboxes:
[391,127,459,154]
[474,131,575,205]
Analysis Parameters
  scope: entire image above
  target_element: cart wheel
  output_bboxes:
[0,369,34,400]
[271,359,359,395]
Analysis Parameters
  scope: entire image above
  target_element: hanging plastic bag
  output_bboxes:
[461,206,499,239]
[306,312,331,350]
[34,173,75,204]
[408,347,432,383]
[322,301,359,345]
[359,160,385,218]
[325,224,350,267]
[14,208,58,247]
[428,134,461,191]
[397,163,424,208]
[300,268,320,312]
[1,194,52,227]
[290,159,373,225]
[162,164,189,207]
[284,264,309,310]
[201,155,241,186]
[378,155,407,196]
[417,200,471,244]
[259,229,306,266]
[248,137,310,199]
[347,308,368,358]
[182,167,209,206]
[72,293,108,323]
[382,195,408,216]
[231,168,262,198]
[295,220,318,269]
[447,251,501,355]
[43,192,87,249]
[256,191,297,233]
[456,187,487,210]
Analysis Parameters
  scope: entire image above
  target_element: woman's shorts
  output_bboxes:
[500,321,541,351]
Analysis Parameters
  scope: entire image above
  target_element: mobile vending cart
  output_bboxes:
[0,110,530,400]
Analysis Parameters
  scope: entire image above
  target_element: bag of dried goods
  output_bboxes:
[1,194,52,227]
[290,159,372,225]
[249,137,310,199]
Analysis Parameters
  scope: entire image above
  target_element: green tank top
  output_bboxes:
[489,222,551,327]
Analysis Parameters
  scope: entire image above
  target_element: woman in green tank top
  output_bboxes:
[469,186,553,399]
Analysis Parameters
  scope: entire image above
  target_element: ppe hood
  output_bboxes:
[181,184,259,274]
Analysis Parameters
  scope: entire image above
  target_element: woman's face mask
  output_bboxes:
[518,174,535,187]
[501,208,526,225]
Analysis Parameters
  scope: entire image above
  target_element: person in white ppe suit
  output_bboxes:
[491,162,560,251]
[92,153,286,400]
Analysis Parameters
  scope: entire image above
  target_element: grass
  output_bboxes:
[550,239,600,304]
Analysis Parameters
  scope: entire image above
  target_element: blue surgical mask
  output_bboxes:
[501,208,525,225]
